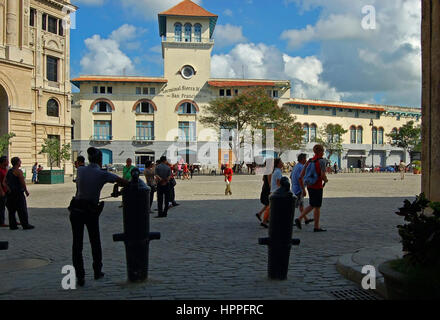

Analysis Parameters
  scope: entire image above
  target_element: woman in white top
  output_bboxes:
[261,158,284,228]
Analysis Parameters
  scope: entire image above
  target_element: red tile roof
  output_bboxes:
[284,101,385,112]
[159,0,217,17]
[71,77,168,84]
[208,80,276,87]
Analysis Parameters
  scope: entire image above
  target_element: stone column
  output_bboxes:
[422,1,440,201]
[5,0,17,46]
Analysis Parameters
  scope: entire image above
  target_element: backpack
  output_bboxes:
[304,160,319,186]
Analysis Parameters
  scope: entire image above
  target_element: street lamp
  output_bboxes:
[369,119,374,172]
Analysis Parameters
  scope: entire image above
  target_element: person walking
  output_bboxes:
[399,160,406,180]
[0,156,9,228]
[31,162,38,184]
[155,156,172,218]
[144,160,157,212]
[260,158,284,228]
[298,144,328,232]
[183,163,190,180]
[68,147,128,286]
[167,160,180,208]
[224,163,233,196]
[189,164,195,179]
[292,154,313,229]
[5,157,34,230]
[255,171,270,224]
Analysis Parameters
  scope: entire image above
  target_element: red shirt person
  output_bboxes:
[224,164,233,196]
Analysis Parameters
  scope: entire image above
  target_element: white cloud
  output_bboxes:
[281,0,422,106]
[80,25,148,75]
[224,9,233,17]
[75,0,105,5]
[120,0,202,20]
[211,43,343,101]
[214,24,247,48]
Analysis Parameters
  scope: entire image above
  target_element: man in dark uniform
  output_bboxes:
[68,147,128,286]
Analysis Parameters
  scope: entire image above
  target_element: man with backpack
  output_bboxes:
[297,144,328,232]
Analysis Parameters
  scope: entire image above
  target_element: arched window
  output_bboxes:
[372,127,378,145]
[178,101,197,114]
[303,124,310,143]
[194,24,202,42]
[94,101,112,113]
[135,101,154,114]
[310,124,317,142]
[391,127,398,144]
[357,126,363,144]
[378,127,384,145]
[184,23,192,42]
[350,126,357,144]
[47,99,59,117]
[71,119,75,140]
[174,23,182,42]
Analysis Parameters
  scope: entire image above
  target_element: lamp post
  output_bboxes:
[369,119,374,172]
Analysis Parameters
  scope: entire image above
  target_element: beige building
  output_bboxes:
[71,0,421,170]
[0,0,75,174]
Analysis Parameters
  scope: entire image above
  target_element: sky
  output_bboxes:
[70,0,422,108]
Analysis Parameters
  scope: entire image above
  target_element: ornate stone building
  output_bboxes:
[0,0,75,174]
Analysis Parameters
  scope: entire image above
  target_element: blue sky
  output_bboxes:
[70,0,422,108]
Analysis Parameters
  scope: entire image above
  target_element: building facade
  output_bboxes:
[0,0,75,174]
[71,0,421,169]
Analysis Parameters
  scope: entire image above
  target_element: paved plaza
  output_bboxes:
[0,173,421,300]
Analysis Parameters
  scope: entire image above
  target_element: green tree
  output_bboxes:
[316,124,348,158]
[386,121,422,154]
[39,137,71,170]
[0,132,16,156]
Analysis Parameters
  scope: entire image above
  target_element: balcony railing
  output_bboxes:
[133,136,155,142]
[161,36,214,44]
[90,135,112,141]
[178,136,197,142]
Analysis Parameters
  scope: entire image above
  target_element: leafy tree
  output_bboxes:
[386,121,422,154]
[316,124,348,158]
[39,137,71,170]
[0,132,16,156]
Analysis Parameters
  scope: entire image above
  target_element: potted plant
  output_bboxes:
[412,160,422,174]
[38,138,71,184]
[379,193,440,299]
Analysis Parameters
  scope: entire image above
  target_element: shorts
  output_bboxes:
[308,187,323,208]
[295,192,304,208]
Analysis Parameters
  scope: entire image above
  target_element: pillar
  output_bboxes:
[5,0,17,46]
[422,1,440,201]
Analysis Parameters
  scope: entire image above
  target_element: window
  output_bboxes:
[181,65,195,79]
[184,24,192,42]
[303,124,310,143]
[48,16,57,34]
[136,121,154,141]
[372,127,378,144]
[355,110,359,118]
[136,101,154,114]
[273,90,279,98]
[234,89,239,96]
[46,56,58,82]
[310,124,317,143]
[194,24,202,42]
[332,109,337,116]
[219,89,225,97]
[136,87,141,95]
[30,8,36,27]
[42,14,47,30]
[94,121,112,140]
[58,19,64,36]
[226,89,232,97]
[378,128,384,145]
[100,87,106,94]
[150,88,156,95]
[94,101,112,113]
[350,126,357,144]
[107,87,112,94]
[175,23,182,42]
[179,121,196,142]
[142,88,148,95]
[304,106,309,115]
[357,127,363,144]
[178,102,197,114]
[93,86,98,94]
[376,112,381,120]
[391,128,398,144]
[47,99,59,117]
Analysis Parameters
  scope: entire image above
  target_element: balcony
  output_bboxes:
[162,36,214,43]
[133,136,155,142]
[90,135,113,142]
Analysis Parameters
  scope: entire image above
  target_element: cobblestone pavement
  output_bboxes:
[0,173,421,300]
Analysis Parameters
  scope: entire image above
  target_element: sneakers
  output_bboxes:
[260,222,268,229]
[305,219,314,225]
[294,219,302,230]
[154,215,167,218]
[314,228,327,233]
[23,225,35,230]
[172,203,180,207]
[94,272,105,280]
[255,213,262,222]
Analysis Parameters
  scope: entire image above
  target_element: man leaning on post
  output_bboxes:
[68,147,129,287]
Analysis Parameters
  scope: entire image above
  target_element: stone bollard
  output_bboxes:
[113,168,160,282]
[0,241,8,250]
[259,177,300,280]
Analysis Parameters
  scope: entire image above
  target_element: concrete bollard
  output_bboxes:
[113,168,160,282]
[259,177,300,280]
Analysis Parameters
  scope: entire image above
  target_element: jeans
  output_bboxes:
[157,184,170,216]
[169,185,176,204]
[32,172,37,183]
[69,209,102,279]
[0,195,6,225]
[6,193,30,228]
